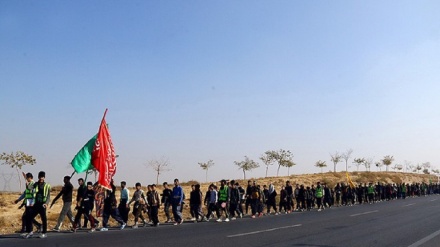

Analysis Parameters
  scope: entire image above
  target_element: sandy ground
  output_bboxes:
[0,171,434,235]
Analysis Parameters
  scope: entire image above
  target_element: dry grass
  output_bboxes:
[0,171,435,235]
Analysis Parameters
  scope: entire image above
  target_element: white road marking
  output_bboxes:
[227,224,302,238]
[408,229,440,247]
[350,210,378,217]
[430,199,437,202]
[403,203,416,207]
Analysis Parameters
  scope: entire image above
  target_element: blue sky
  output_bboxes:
[1,1,440,189]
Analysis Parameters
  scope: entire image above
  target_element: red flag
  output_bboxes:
[92,109,117,190]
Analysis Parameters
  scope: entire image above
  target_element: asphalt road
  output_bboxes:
[1,195,440,247]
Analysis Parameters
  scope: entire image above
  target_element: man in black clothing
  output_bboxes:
[161,182,173,223]
[285,181,294,213]
[51,176,75,232]
[73,182,96,232]
[229,180,241,219]
[101,180,126,231]
[245,180,252,215]
[72,178,86,230]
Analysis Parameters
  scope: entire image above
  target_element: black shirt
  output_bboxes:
[53,182,73,203]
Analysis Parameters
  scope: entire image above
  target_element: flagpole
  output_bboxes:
[101,108,108,123]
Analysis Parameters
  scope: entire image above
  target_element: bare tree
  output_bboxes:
[315,160,327,173]
[234,156,260,180]
[364,158,373,172]
[381,155,394,172]
[403,160,412,173]
[330,152,342,172]
[147,157,172,185]
[198,160,214,183]
[341,149,353,172]
[353,158,366,171]
[0,151,36,191]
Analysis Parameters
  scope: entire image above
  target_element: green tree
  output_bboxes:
[330,151,342,172]
[285,160,296,176]
[198,159,214,183]
[353,158,366,171]
[0,151,36,191]
[262,149,294,177]
[234,156,259,180]
[315,160,327,173]
[381,155,394,172]
[259,153,273,178]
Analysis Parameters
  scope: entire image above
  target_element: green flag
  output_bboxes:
[71,135,97,173]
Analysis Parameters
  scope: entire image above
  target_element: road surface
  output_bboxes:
[1,195,440,247]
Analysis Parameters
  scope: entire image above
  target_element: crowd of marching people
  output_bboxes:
[14,170,440,239]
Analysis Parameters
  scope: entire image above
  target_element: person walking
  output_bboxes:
[50,176,75,232]
[267,183,278,215]
[172,179,184,225]
[285,181,294,213]
[101,180,126,231]
[118,181,130,224]
[206,185,218,221]
[147,184,161,227]
[315,182,324,211]
[73,182,97,233]
[26,171,51,238]
[189,184,206,222]
[128,182,147,228]
[161,182,173,223]
[228,181,241,219]
[217,179,230,222]
[15,172,41,237]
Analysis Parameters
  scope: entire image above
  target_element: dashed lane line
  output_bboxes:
[408,228,440,247]
[350,210,378,217]
[403,203,416,207]
[227,224,302,238]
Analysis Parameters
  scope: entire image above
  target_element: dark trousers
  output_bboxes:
[216,201,229,218]
[27,204,47,234]
[118,199,130,223]
[103,208,124,227]
[245,198,251,214]
[229,202,241,217]
[316,197,323,209]
[74,207,95,229]
[286,196,293,211]
[22,209,41,232]
[190,204,204,220]
[163,201,171,221]
[251,199,259,215]
[267,199,277,213]
[206,203,217,219]
[150,206,159,225]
